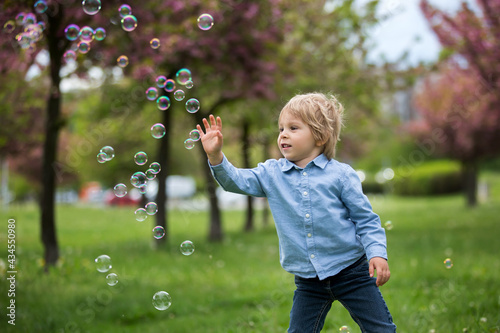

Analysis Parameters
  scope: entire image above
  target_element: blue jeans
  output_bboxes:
[288,256,396,332]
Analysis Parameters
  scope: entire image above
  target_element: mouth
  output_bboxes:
[281,144,291,149]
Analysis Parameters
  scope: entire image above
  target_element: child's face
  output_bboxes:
[277,111,324,168]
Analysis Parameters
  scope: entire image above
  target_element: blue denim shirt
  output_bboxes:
[210,153,388,280]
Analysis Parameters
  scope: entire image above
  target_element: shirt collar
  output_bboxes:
[280,154,330,172]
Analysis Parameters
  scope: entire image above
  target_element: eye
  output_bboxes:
[279,127,284,132]
[290,126,298,130]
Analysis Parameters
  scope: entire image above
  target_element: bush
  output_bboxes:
[393,160,463,196]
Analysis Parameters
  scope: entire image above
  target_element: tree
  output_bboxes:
[416,0,500,206]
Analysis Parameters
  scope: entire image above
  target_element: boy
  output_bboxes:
[196,92,396,332]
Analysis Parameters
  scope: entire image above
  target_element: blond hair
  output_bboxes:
[279,92,344,159]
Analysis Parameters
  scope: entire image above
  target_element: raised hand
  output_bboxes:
[197,114,224,165]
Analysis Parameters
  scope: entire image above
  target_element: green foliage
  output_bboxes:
[1,173,500,332]
[393,160,463,196]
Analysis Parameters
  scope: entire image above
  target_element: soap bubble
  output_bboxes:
[180,240,195,255]
[65,24,80,41]
[145,169,156,180]
[184,139,195,150]
[95,254,112,273]
[339,326,351,333]
[15,12,26,26]
[3,20,16,34]
[82,0,101,15]
[117,55,129,68]
[174,90,185,101]
[106,273,118,286]
[164,79,176,92]
[150,38,160,49]
[157,96,171,111]
[152,291,172,310]
[384,221,393,230]
[77,41,91,54]
[97,152,107,163]
[118,4,132,18]
[139,185,147,194]
[444,258,453,269]
[145,202,158,215]
[34,1,48,14]
[149,162,161,174]
[121,15,138,32]
[197,13,214,31]
[156,75,167,88]
[185,98,200,113]
[79,26,94,42]
[100,146,115,161]
[134,151,148,166]
[152,226,165,239]
[185,80,194,89]
[63,50,77,63]
[175,68,192,85]
[146,87,158,101]
[94,27,106,41]
[189,129,201,141]
[130,171,147,188]
[113,183,127,197]
[135,208,148,222]
[151,123,166,139]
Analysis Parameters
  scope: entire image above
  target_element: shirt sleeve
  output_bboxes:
[209,154,268,197]
[340,165,388,261]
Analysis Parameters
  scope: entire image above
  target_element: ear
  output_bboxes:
[316,139,326,147]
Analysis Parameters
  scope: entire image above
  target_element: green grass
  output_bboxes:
[1,173,500,332]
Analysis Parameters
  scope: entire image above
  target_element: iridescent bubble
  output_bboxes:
[97,152,107,163]
[384,221,393,230]
[175,68,192,85]
[444,258,453,269]
[157,96,171,111]
[117,55,129,68]
[145,202,158,215]
[145,169,156,180]
[164,79,176,92]
[339,326,351,333]
[135,208,148,222]
[180,240,195,255]
[34,1,48,14]
[184,139,195,150]
[152,291,172,311]
[16,33,31,50]
[149,162,161,174]
[63,50,77,63]
[173,90,185,101]
[134,151,148,166]
[156,75,167,88]
[197,13,214,31]
[24,24,43,43]
[121,15,138,32]
[65,24,80,41]
[106,273,118,286]
[79,26,94,41]
[139,185,147,194]
[95,254,112,273]
[100,146,115,161]
[150,38,160,49]
[118,4,132,18]
[152,226,165,239]
[151,123,166,139]
[185,80,194,89]
[23,13,36,26]
[3,20,16,34]
[130,171,147,188]
[185,98,200,113]
[37,21,46,32]
[77,41,91,54]
[189,129,201,141]
[94,27,106,41]
[113,183,127,197]
[146,87,158,101]
[82,0,101,15]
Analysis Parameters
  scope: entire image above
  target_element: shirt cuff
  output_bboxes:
[365,245,388,262]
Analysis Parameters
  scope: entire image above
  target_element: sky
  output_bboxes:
[361,0,478,66]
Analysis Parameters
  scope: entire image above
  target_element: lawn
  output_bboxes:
[1,173,499,332]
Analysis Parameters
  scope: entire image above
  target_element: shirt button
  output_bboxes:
[303,172,307,176]
[305,214,310,218]
[307,233,312,237]
[303,191,308,196]
[310,254,315,259]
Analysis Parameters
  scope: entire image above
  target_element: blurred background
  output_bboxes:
[1,0,499,332]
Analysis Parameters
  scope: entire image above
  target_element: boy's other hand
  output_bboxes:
[369,257,390,287]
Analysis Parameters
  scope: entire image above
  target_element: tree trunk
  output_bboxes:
[154,98,171,248]
[40,6,64,269]
[242,118,254,232]
[462,160,478,207]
